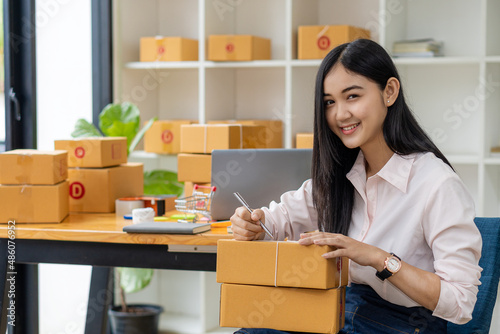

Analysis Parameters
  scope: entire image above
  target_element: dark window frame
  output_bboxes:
[3,0,36,150]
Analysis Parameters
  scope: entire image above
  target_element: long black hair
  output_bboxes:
[312,39,452,235]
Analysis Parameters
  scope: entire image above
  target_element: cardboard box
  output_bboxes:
[177,154,211,183]
[208,120,283,148]
[68,163,143,213]
[0,149,68,185]
[55,137,128,168]
[140,37,198,62]
[208,35,271,61]
[220,283,345,333]
[180,124,267,153]
[296,133,314,149]
[183,182,211,197]
[217,240,348,289]
[298,25,370,60]
[0,181,69,223]
[144,120,197,154]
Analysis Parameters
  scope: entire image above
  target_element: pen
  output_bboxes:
[233,192,274,239]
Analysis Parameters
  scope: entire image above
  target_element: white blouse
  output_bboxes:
[261,151,482,324]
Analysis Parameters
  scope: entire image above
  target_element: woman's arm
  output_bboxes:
[299,233,441,311]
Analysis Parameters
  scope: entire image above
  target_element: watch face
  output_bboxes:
[387,257,401,272]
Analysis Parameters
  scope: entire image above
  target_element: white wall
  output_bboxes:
[35,0,92,333]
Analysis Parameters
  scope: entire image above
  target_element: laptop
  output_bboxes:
[210,149,313,221]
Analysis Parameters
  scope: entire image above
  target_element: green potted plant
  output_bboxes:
[72,102,184,333]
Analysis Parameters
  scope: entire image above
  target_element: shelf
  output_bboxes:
[204,60,287,68]
[125,61,199,70]
[486,56,500,63]
[291,59,322,67]
[392,57,481,66]
[485,157,500,165]
[446,155,480,165]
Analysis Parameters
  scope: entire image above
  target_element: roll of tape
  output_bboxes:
[115,199,144,217]
[132,207,155,224]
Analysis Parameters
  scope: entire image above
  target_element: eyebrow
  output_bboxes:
[323,85,363,97]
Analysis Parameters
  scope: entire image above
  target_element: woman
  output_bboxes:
[230,39,482,333]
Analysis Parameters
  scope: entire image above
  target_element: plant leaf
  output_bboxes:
[99,102,140,147]
[129,117,156,154]
[71,119,103,138]
[117,267,154,294]
[143,170,184,196]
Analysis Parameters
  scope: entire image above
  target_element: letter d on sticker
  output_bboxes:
[70,182,85,199]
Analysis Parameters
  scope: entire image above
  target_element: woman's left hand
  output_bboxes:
[298,232,388,270]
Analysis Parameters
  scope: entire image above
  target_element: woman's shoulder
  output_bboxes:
[410,152,462,186]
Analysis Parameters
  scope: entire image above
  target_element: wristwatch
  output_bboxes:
[376,253,402,281]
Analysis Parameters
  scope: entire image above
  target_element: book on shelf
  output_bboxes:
[392,38,443,58]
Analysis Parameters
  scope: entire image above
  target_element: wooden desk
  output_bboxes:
[0,213,233,334]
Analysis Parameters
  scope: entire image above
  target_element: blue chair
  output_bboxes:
[447,217,500,334]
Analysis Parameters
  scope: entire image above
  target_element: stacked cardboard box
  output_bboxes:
[178,124,268,195]
[207,120,283,148]
[55,137,143,213]
[144,120,198,154]
[298,25,370,60]
[0,150,69,223]
[296,133,314,149]
[208,35,271,61]
[217,240,348,333]
[140,37,198,62]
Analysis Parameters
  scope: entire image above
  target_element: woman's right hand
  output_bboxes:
[230,206,266,241]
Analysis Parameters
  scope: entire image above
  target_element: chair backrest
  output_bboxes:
[447,217,500,334]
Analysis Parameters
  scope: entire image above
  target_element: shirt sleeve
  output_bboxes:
[423,174,482,324]
[261,179,318,241]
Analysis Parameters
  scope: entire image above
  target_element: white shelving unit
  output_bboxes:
[114,0,500,332]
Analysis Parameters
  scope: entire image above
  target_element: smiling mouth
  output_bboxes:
[341,123,360,131]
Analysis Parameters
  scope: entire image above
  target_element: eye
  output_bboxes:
[347,94,358,100]
[324,99,334,107]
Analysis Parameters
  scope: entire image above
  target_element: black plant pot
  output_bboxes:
[109,304,163,334]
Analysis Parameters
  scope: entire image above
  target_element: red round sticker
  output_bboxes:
[69,182,85,199]
[74,147,85,158]
[226,43,234,53]
[317,36,331,50]
[158,46,165,55]
[161,130,174,144]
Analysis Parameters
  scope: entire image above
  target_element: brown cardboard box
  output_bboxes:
[177,154,211,183]
[144,120,197,154]
[183,182,212,197]
[296,133,314,149]
[207,120,283,148]
[180,124,267,154]
[68,163,143,213]
[0,181,69,223]
[217,240,348,289]
[55,137,128,168]
[140,37,198,62]
[220,283,345,333]
[208,35,271,61]
[298,25,370,60]
[0,149,68,185]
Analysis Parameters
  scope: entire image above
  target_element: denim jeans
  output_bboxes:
[234,283,447,334]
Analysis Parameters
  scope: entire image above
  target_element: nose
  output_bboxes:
[335,102,351,122]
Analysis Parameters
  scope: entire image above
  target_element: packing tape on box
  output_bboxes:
[317,25,330,39]
[18,184,34,222]
[272,242,345,288]
[16,153,33,184]
[132,207,155,224]
[115,198,145,217]
[203,124,243,153]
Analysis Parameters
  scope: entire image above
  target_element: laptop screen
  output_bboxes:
[210,149,313,221]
